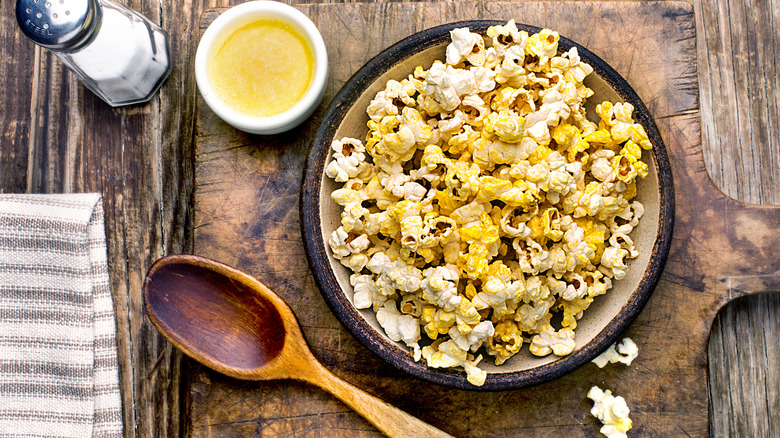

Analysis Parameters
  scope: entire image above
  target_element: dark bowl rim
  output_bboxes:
[300,20,675,391]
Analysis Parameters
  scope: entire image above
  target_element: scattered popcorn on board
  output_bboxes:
[325,20,653,387]
[592,337,639,368]
[588,386,633,437]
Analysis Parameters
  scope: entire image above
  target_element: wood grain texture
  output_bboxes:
[0,2,35,193]
[695,0,780,205]
[0,0,777,436]
[693,0,780,436]
[144,255,455,438]
[1,0,200,436]
[190,2,778,436]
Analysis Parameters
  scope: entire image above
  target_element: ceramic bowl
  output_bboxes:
[194,1,328,135]
[301,21,674,390]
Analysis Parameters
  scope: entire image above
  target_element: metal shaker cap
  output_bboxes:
[16,0,101,51]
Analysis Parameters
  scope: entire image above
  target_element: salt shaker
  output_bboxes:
[16,0,172,107]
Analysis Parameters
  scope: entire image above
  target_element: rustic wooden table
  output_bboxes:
[1,0,777,437]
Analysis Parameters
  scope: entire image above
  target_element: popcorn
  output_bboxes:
[559,272,588,301]
[339,200,369,233]
[421,306,456,339]
[325,138,370,183]
[325,22,652,386]
[529,324,576,356]
[461,94,489,126]
[485,110,525,143]
[587,386,633,437]
[553,47,594,85]
[499,206,533,238]
[377,301,422,360]
[526,29,559,68]
[421,265,462,311]
[391,286,418,305]
[597,102,652,150]
[472,260,523,317]
[514,296,555,334]
[592,337,639,368]
[446,28,486,66]
[608,201,644,234]
[454,297,482,332]
[422,339,487,386]
[328,226,369,258]
[513,237,551,275]
[486,20,527,57]
[610,232,639,259]
[558,293,593,329]
[424,62,474,111]
[351,274,384,311]
[487,320,524,365]
[420,214,457,247]
[449,319,494,352]
[600,245,629,280]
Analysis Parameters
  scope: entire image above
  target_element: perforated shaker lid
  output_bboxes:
[16,0,101,50]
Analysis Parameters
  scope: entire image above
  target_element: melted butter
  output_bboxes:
[209,18,314,117]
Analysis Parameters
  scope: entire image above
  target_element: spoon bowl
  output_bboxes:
[143,255,292,378]
[143,254,453,438]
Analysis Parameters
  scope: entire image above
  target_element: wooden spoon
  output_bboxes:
[143,254,454,438]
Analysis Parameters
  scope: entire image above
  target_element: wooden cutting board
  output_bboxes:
[191,2,780,436]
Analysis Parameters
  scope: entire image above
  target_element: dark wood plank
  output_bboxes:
[696,0,780,205]
[3,0,202,436]
[695,0,780,435]
[0,2,36,193]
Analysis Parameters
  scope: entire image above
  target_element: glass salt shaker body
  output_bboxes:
[16,0,171,107]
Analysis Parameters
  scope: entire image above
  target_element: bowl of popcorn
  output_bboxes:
[301,20,674,390]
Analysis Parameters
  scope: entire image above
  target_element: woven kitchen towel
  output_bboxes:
[0,194,122,438]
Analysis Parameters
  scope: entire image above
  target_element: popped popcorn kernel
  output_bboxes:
[588,386,633,437]
[592,337,639,368]
[529,324,576,356]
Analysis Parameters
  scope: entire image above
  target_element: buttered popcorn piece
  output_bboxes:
[422,339,488,386]
[529,324,576,356]
[421,265,462,311]
[376,301,422,360]
[588,386,633,437]
[592,337,639,368]
[366,78,419,121]
[324,22,652,386]
[446,27,487,66]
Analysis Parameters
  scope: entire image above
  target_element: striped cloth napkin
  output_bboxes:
[0,194,122,437]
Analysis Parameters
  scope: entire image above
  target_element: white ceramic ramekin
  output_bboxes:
[194,1,328,135]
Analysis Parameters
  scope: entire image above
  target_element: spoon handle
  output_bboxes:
[303,362,455,438]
